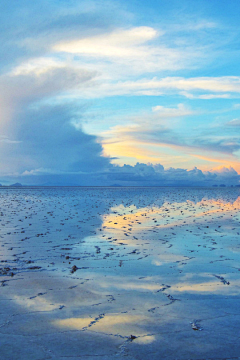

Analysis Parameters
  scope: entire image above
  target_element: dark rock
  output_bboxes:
[71,265,78,273]
[129,335,137,341]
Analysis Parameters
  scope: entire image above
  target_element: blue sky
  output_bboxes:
[0,0,240,185]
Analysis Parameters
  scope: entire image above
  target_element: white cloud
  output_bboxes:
[51,26,197,77]
[152,103,192,117]
[53,27,159,57]
[227,118,240,126]
[107,76,240,96]
[101,104,193,142]
[61,76,240,99]
[181,92,232,99]
[10,57,65,77]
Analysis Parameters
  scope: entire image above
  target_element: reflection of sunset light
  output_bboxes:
[102,206,152,230]
[101,196,240,240]
[199,197,240,208]
[53,317,91,329]
[195,197,240,217]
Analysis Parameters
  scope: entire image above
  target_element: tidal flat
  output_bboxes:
[0,186,240,360]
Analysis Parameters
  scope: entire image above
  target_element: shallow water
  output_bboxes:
[0,187,240,359]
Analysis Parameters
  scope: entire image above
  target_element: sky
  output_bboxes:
[0,0,240,186]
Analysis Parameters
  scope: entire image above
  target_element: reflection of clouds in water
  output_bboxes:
[152,253,186,267]
[1,187,240,357]
[54,313,150,337]
[196,197,240,213]
[172,280,240,295]
[228,246,240,253]
[102,206,148,228]
[113,190,240,208]
[14,295,57,312]
[8,274,103,314]
[152,260,163,266]
[103,196,240,239]
[135,335,156,344]
[100,279,161,292]
[54,317,92,330]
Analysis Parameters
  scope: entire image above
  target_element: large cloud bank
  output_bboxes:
[106,163,240,187]
[2,161,239,187]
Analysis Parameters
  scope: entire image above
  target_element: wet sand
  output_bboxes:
[0,186,240,359]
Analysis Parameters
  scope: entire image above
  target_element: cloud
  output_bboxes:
[3,162,239,186]
[1,0,237,102]
[0,64,98,134]
[151,103,192,116]
[53,27,159,57]
[192,136,240,155]
[0,0,118,70]
[2,2,206,82]
[101,103,240,166]
[182,92,232,99]
[96,76,240,98]
[65,76,240,99]
[227,119,240,127]
[107,163,240,186]
[211,166,239,176]
[101,104,195,164]
[0,103,110,177]
[0,63,100,177]
[52,26,198,76]
[0,0,239,185]
[102,103,192,138]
